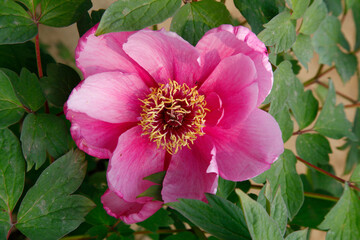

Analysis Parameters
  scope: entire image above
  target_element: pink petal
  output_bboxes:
[75,24,155,86]
[205,108,284,181]
[204,92,224,127]
[66,72,149,124]
[197,25,273,105]
[101,189,162,224]
[107,126,165,203]
[161,136,218,203]
[65,109,136,159]
[200,54,259,127]
[123,29,201,86]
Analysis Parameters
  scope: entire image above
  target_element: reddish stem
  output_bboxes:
[35,25,50,113]
[292,129,314,135]
[296,156,360,192]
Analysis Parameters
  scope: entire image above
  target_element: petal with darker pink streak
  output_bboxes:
[66,72,149,124]
[200,54,259,127]
[75,24,154,86]
[107,126,165,203]
[101,189,162,224]
[161,136,218,203]
[65,109,136,159]
[123,29,201,86]
[196,25,272,105]
[205,108,284,181]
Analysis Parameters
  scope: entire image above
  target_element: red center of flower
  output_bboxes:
[139,80,207,154]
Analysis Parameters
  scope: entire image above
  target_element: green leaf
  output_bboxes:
[0,0,37,44]
[323,0,342,16]
[96,0,181,35]
[253,150,304,219]
[268,61,295,116]
[288,80,318,130]
[312,15,339,66]
[289,0,310,19]
[334,50,357,83]
[0,42,55,75]
[233,0,279,34]
[314,80,357,141]
[350,164,360,185]
[258,9,296,53]
[308,164,343,197]
[300,0,327,35]
[352,1,360,50]
[236,189,283,240]
[318,184,360,239]
[138,208,174,232]
[296,134,332,166]
[261,184,288,236]
[137,185,162,201]
[40,63,81,108]
[10,68,45,111]
[167,194,251,240]
[0,69,25,128]
[292,34,313,69]
[272,107,293,143]
[38,0,92,27]
[292,175,337,228]
[217,177,236,199]
[20,113,70,171]
[143,171,166,184]
[77,9,105,37]
[285,229,308,240]
[170,0,232,45]
[16,150,95,240]
[0,128,25,239]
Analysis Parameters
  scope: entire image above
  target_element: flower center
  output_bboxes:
[139,80,207,154]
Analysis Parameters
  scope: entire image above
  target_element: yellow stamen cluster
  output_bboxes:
[139,80,207,154]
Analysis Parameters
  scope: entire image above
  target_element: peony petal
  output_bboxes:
[161,136,218,203]
[107,126,165,202]
[204,92,224,127]
[205,108,284,181]
[66,72,149,124]
[197,25,272,105]
[200,54,259,127]
[101,189,162,224]
[75,24,155,86]
[123,29,201,86]
[65,109,136,159]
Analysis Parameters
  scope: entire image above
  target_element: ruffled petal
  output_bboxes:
[196,25,272,105]
[161,136,218,203]
[101,189,162,224]
[65,109,136,159]
[107,126,165,202]
[75,24,154,86]
[205,108,284,181]
[123,29,201,86]
[200,54,259,127]
[66,72,149,124]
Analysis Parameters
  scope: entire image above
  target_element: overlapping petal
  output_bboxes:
[66,72,149,124]
[101,189,162,224]
[205,109,284,181]
[75,25,155,86]
[196,25,273,105]
[123,29,201,86]
[107,126,165,203]
[200,53,259,127]
[162,136,218,203]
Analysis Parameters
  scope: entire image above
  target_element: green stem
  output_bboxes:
[292,129,314,135]
[250,184,339,202]
[191,226,207,240]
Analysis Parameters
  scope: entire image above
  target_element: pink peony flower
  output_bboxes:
[65,24,284,224]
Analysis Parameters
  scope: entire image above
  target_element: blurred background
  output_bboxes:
[39,1,359,239]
